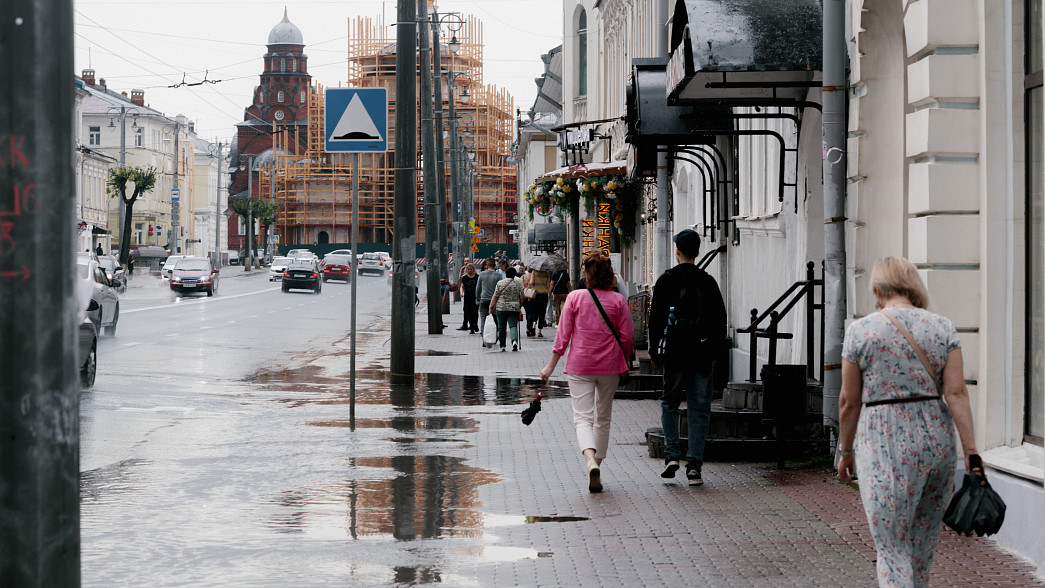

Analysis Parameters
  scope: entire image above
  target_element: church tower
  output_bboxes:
[244,8,311,125]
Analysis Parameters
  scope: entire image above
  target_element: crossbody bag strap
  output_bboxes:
[880,309,943,396]
[588,288,626,359]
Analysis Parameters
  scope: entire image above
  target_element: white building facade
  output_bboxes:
[74,83,116,253]
[548,0,1044,570]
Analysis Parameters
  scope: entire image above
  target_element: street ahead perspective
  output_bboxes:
[3,1,1045,587]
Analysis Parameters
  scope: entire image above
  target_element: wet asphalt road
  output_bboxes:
[80,268,559,587]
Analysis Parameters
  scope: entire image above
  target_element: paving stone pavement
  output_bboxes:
[341,295,1045,587]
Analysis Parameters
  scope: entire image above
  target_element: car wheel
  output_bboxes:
[282,284,289,293]
[207,286,213,297]
[80,343,97,388]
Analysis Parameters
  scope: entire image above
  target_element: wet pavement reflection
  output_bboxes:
[81,369,583,587]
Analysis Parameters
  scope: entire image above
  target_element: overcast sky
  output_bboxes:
[74,0,564,141]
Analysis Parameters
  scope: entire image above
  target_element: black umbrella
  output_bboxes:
[521,382,547,426]
[943,455,1006,537]
[526,253,567,273]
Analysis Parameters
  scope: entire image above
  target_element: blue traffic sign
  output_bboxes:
[324,88,388,153]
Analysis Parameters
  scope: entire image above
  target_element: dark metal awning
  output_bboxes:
[667,0,822,103]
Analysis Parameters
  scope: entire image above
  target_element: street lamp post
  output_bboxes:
[209,142,227,266]
[106,106,139,262]
[161,120,183,255]
[445,72,471,294]
[429,11,463,299]
[239,153,257,271]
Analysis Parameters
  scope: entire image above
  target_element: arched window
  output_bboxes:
[577,10,588,97]
[277,91,284,103]
[271,58,277,71]
[292,58,297,72]
[299,91,305,103]
[258,90,264,103]
[280,58,286,73]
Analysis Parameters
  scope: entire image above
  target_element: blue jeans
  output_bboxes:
[660,365,714,468]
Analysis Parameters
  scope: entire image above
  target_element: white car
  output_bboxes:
[161,255,186,281]
[75,256,120,336]
[269,256,292,281]
[374,251,392,269]
[358,252,386,275]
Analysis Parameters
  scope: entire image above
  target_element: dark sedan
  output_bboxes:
[169,257,219,296]
[282,259,322,294]
[322,254,352,282]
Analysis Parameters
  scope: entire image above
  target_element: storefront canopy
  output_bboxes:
[537,161,626,182]
[666,0,822,102]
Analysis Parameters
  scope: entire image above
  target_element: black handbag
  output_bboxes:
[942,454,1006,537]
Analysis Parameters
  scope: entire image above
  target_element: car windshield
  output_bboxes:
[272,257,291,266]
[164,256,184,267]
[362,253,381,260]
[325,255,350,265]
[175,259,211,271]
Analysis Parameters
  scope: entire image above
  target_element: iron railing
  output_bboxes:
[736,261,824,382]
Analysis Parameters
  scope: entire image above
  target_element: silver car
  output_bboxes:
[358,252,385,275]
[76,256,120,336]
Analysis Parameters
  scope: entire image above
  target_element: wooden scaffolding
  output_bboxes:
[262,10,517,248]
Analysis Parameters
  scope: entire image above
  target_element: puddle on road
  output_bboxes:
[257,369,568,408]
[80,458,151,503]
[307,415,480,433]
[415,349,466,357]
[260,455,501,541]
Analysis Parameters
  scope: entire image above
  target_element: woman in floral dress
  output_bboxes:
[837,257,981,587]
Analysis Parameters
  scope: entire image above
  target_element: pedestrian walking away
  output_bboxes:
[476,257,504,347]
[837,256,982,587]
[648,229,726,487]
[457,263,480,333]
[550,267,572,326]
[540,251,634,493]
[489,266,524,352]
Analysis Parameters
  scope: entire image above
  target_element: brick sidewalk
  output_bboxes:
[392,297,1045,586]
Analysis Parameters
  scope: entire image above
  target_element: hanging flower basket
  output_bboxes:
[524,172,641,248]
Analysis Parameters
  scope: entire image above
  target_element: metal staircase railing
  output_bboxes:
[736,261,824,382]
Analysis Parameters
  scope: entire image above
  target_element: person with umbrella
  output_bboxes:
[538,251,633,493]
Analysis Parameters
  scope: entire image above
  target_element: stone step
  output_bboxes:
[722,380,824,414]
[645,427,813,463]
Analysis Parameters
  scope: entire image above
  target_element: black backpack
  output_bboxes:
[658,270,712,359]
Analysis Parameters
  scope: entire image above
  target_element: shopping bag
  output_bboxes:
[482,315,497,346]
[545,297,555,325]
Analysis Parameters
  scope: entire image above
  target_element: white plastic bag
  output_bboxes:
[482,315,497,346]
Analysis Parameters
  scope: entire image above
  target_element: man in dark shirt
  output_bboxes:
[457,263,480,333]
[648,229,726,487]
[477,258,504,347]
[549,268,571,326]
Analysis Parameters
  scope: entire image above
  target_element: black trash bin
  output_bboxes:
[760,364,808,467]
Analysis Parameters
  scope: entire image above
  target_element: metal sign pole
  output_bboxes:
[350,152,359,428]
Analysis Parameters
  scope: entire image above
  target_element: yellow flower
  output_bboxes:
[606,180,618,191]
[556,177,564,186]
[563,184,572,193]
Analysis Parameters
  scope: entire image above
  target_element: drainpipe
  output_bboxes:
[822,0,847,434]
[655,0,672,277]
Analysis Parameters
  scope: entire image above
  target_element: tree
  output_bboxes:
[253,200,280,261]
[227,195,269,270]
[107,165,157,266]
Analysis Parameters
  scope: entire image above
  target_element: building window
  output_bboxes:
[271,58,277,71]
[292,58,297,72]
[300,91,305,103]
[577,10,588,97]
[280,58,286,72]
[278,91,284,103]
[1026,0,1044,444]
[134,127,143,147]
[89,126,100,145]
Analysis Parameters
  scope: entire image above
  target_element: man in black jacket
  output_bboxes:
[648,229,726,486]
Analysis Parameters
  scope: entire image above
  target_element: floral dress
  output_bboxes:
[842,308,960,588]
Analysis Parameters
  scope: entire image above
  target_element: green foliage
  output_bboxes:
[253,200,279,226]
[523,173,641,248]
[227,195,253,216]
[107,165,157,204]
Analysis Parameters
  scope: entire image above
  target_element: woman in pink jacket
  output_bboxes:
[540,252,634,492]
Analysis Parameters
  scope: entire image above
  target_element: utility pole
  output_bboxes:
[430,15,459,301]
[240,153,255,272]
[171,120,181,255]
[214,141,223,266]
[822,0,848,434]
[0,1,80,584]
[419,0,443,334]
[118,107,127,254]
[391,0,418,383]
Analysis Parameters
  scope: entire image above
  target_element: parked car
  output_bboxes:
[96,255,126,293]
[359,252,386,275]
[269,256,292,281]
[169,257,219,296]
[161,255,186,281]
[282,258,322,294]
[77,302,99,388]
[227,250,240,265]
[76,255,120,336]
[322,254,352,282]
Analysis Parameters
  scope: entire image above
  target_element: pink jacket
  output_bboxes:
[553,288,635,375]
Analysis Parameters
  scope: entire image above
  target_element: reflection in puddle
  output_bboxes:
[256,367,569,408]
[307,415,480,433]
[261,455,501,541]
[451,546,552,562]
[415,349,465,357]
[394,565,442,585]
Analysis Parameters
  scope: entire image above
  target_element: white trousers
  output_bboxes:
[567,374,618,460]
